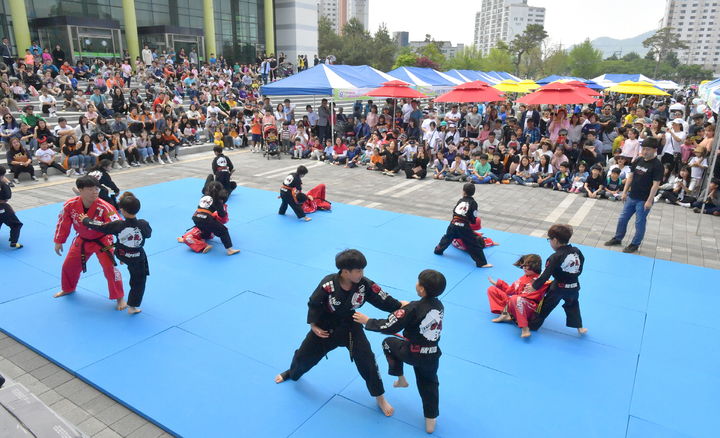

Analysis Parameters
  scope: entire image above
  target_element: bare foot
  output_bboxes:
[491,313,512,323]
[520,327,531,338]
[425,418,437,434]
[177,237,183,243]
[376,395,394,417]
[302,217,312,222]
[578,327,588,336]
[479,264,493,268]
[116,299,128,311]
[274,370,290,384]
[393,376,409,388]
[202,245,213,254]
[128,307,142,315]
[226,248,240,256]
[53,290,75,298]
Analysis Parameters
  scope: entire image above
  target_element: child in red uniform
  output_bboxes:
[487,254,549,338]
[53,176,126,310]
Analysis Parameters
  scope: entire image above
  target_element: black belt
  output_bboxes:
[557,282,578,289]
[79,236,116,272]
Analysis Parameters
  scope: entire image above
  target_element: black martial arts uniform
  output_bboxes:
[365,297,444,419]
[279,172,306,219]
[211,153,237,194]
[528,244,585,331]
[83,216,152,307]
[192,194,233,249]
[88,168,120,208]
[281,274,402,397]
[434,196,488,267]
[0,179,22,246]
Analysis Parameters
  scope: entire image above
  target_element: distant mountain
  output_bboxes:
[587,30,656,59]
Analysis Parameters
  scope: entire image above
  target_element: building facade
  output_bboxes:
[473,0,545,55]
[662,0,720,73]
[1,0,317,66]
[409,40,465,59]
[393,31,409,47]
[318,0,368,33]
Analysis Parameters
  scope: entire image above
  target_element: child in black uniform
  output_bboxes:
[0,166,23,248]
[279,165,312,222]
[193,181,240,256]
[275,249,408,417]
[354,269,446,434]
[85,159,120,208]
[208,146,237,194]
[526,223,588,335]
[80,192,151,314]
[433,183,492,268]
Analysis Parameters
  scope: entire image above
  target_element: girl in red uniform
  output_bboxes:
[486,254,549,338]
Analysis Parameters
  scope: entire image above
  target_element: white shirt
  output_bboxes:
[53,123,75,137]
[688,156,707,179]
[39,94,56,105]
[34,147,56,164]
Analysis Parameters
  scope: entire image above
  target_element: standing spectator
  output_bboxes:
[604,137,664,253]
[0,38,13,75]
[141,45,153,67]
[51,45,65,68]
[318,99,330,142]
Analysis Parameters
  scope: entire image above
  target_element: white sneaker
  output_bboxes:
[42,173,48,181]
[158,157,165,164]
[166,157,173,164]
[654,194,661,202]
[66,169,75,177]
[679,202,691,208]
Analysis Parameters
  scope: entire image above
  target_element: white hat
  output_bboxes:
[669,103,685,112]
[672,118,684,125]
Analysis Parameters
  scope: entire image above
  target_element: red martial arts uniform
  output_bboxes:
[54,197,124,300]
[487,274,549,328]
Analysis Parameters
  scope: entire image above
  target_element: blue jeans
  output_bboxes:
[613,197,651,246]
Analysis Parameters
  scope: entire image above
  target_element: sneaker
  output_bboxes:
[158,157,165,164]
[623,244,639,253]
[10,243,22,249]
[112,162,118,169]
[678,202,691,208]
[12,178,19,184]
[604,238,622,246]
[166,157,173,164]
[528,182,539,188]
[42,172,48,181]
[30,175,38,181]
[66,169,75,177]
[654,194,661,203]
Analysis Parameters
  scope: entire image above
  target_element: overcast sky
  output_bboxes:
[368,0,666,48]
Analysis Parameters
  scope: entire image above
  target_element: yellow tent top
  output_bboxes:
[493,80,530,93]
[606,81,670,96]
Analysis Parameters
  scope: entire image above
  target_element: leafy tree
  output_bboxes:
[543,48,569,76]
[371,24,398,71]
[417,41,445,68]
[508,24,548,75]
[485,43,514,72]
[318,15,341,60]
[622,52,641,62]
[568,39,603,78]
[416,56,440,70]
[643,27,689,76]
[445,45,485,70]
[392,47,418,69]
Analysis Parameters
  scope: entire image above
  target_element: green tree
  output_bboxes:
[622,52,641,62]
[371,24,397,71]
[568,39,603,78]
[675,64,714,83]
[485,43,514,72]
[392,47,418,69]
[542,48,569,76]
[642,27,688,76]
[417,41,446,68]
[318,15,341,60]
[445,45,485,70]
[508,24,548,76]
[335,18,373,65]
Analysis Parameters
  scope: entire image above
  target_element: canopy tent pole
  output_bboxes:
[331,97,335,142]
[695,116,720,235]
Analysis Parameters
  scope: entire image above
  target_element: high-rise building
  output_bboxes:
[473,0,545,55]
[318,0,369,33]
[0,0,317,65]
[393,31,410,47]
[662,0,720,73]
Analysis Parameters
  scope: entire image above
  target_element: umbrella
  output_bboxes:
[365,80,427,99]
[606,80,670,96]
[516,83,596,105]
[557,80,601,97]
[365,81,427,129]
[517,79,540,90]
[434,80,505,103]
[493,80,530,93]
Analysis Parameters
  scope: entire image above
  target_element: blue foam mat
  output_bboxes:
[1,178,717,438]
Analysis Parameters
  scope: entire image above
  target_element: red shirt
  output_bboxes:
[333,144,348,155]
[54,197,119,245]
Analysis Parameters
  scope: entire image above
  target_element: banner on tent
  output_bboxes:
[333,88,374,100]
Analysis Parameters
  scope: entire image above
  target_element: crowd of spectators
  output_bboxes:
[0,41,718,216]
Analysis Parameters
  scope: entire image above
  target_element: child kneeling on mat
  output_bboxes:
[353,269,446,434]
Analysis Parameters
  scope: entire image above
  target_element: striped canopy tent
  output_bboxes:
[591,74,657,89]
[386,67,462,95]
[698,77,720,113]
[260,64,400,98]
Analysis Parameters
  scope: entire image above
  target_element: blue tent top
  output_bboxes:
[387,67,459,87]
[260,64,398,96]
[536,75,587,84]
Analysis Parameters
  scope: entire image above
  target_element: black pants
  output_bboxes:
[192,215,233,249]
[405,168,427,179]
[213,172,237,194]
[125,147,141,164]
[279,190,305,218]
[435,223,487,267]
[10,164,34,179]
[0,373,4,388]
[285,324,385,397]
[382,337,440,419]
[0,202,22,245]
[39,161,66,174]
[119,254,148,308]
[529,286,582,330]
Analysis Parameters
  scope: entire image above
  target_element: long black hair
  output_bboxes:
[204,180,228,203]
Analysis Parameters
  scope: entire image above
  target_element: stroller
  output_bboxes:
[263,126,281,159]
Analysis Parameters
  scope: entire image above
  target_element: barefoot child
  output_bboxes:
[275,249,408,417]
[0,166,23,249]
[353,269,446,434]
[191,181,240,255]
[80,192,151,315]
[433,183,492,268]
[487,254,549,338]
[527,224,588,335]
[279,165,312,222]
